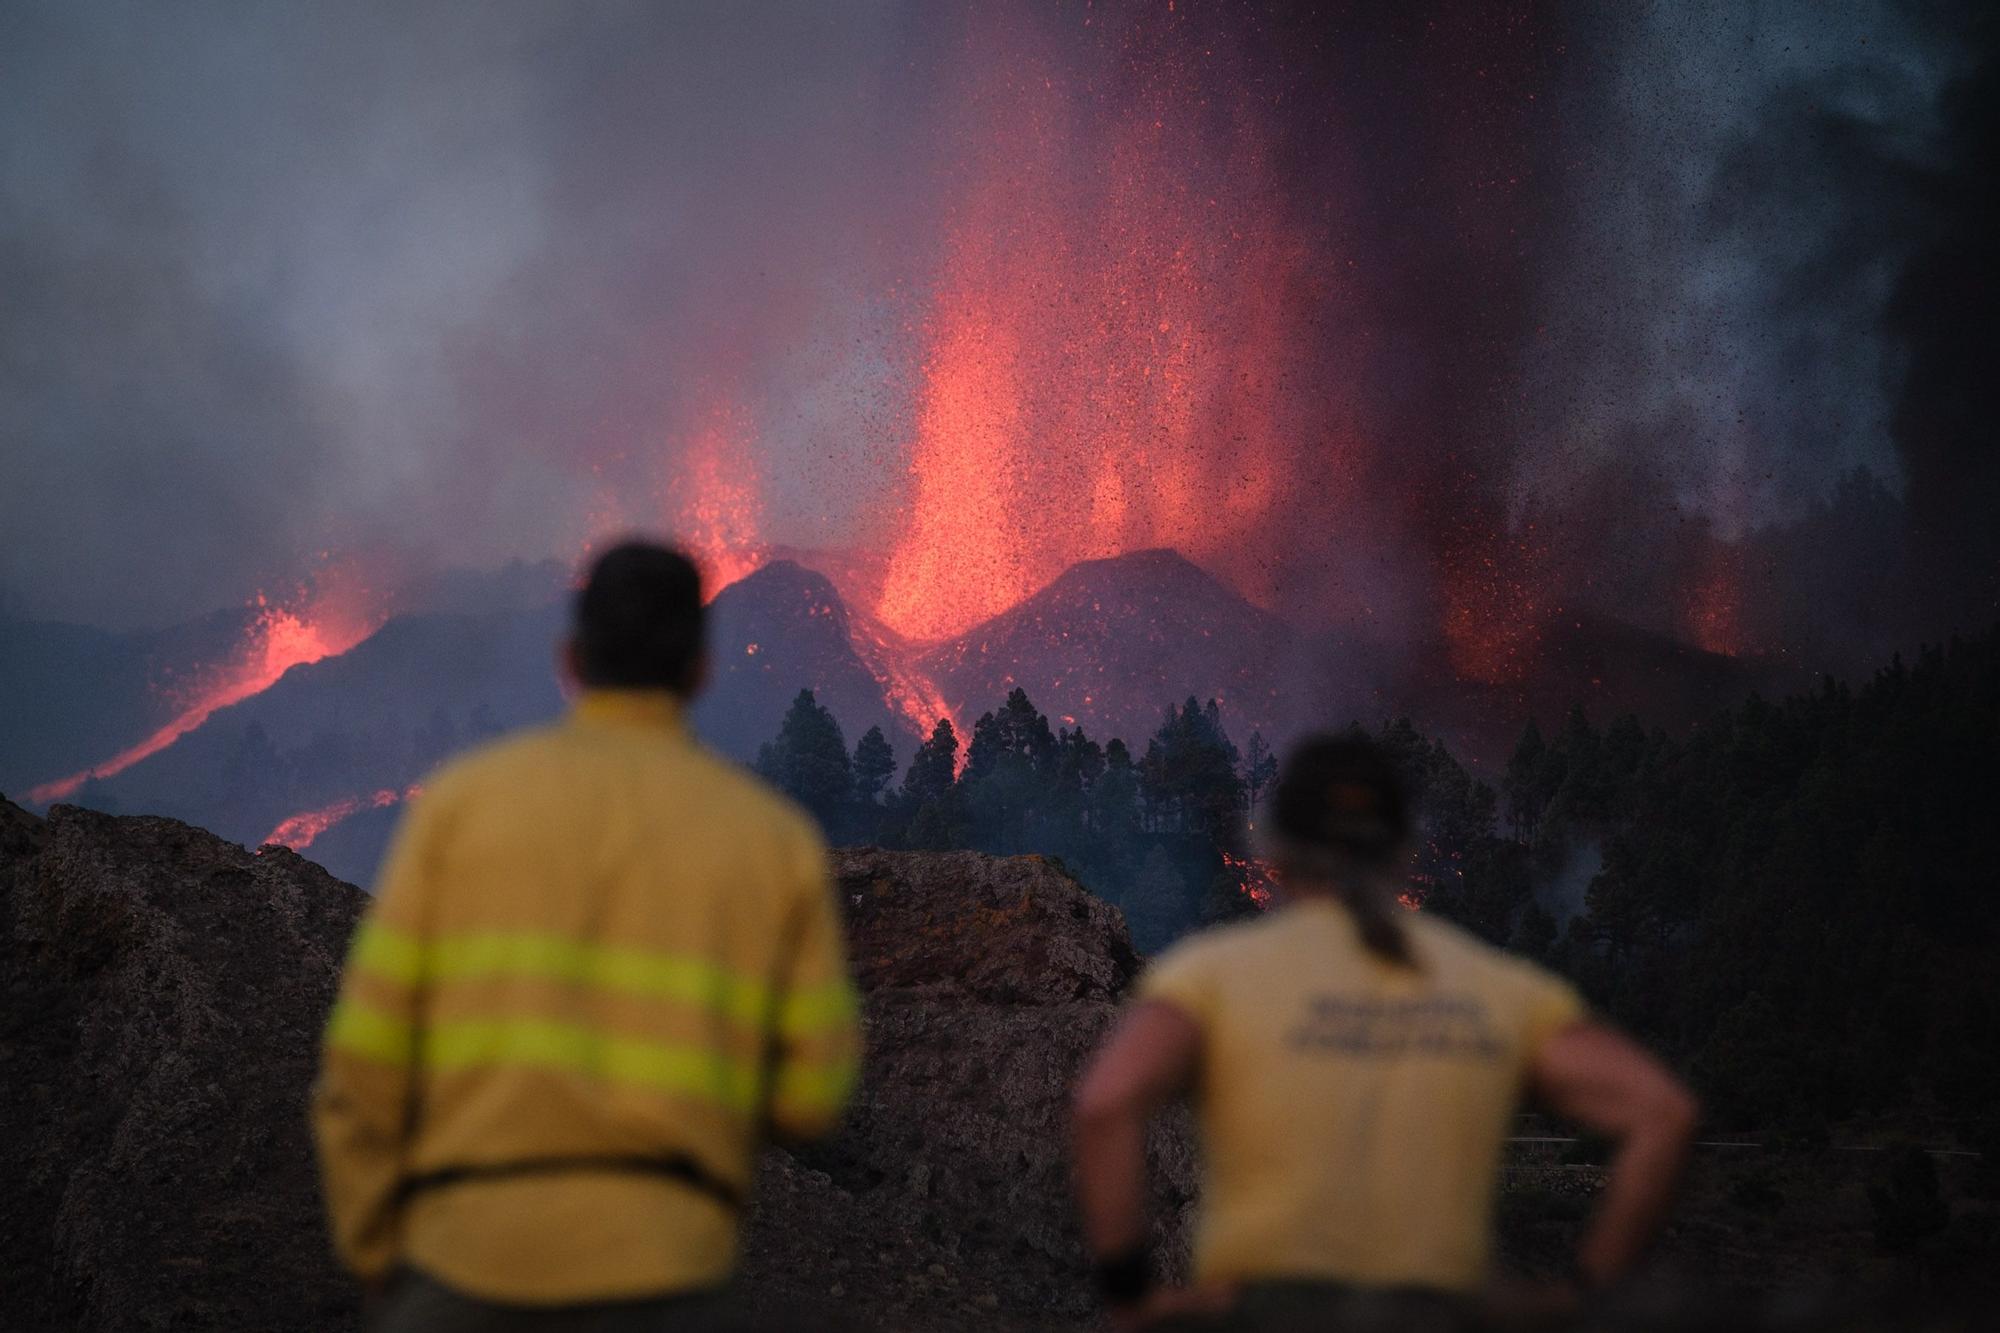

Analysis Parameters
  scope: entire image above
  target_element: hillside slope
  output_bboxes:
[923,549,1311,748]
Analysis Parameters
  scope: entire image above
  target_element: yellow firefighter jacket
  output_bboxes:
[310,690,861,1304]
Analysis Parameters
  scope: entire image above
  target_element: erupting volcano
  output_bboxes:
[11,0,1953,892]
[873,17,1340,645]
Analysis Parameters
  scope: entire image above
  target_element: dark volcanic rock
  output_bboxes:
[0,806,1185,1331]
[9,802,1968,1330]
[0,799,365,1331]
[736,850,1194,1331]
[836,848,1141,1003]
[696,560,919,762]
[922,548,1309,751]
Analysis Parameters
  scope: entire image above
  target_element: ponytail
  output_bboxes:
[1342,871,1415,969]
[1268,736,1418,969]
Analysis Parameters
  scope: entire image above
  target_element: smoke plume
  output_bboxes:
[0,0,1989,672]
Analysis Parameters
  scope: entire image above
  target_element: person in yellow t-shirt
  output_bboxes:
[1072,735,1698,1331]
[312,541,861,1331]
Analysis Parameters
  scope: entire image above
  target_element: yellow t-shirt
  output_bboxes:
[1139,897,1584,1292]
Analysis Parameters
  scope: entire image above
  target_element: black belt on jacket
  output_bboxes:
[397,1153,743,1213]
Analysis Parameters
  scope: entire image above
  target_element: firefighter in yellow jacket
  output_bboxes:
[312,541,861,1329]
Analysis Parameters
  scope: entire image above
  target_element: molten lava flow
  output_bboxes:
[671,406,765,594]
[844,609,963,753]
[872,19,1336,643]
[264,783,421,852]
[28,589,384,805]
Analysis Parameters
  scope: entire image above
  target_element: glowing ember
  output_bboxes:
[1224,850,1425,914]
[1439,524,1552,686]
[1684,550,1745,656]
[263,783,421,852]
[1220,851,1277,910]
[28,587,384,804]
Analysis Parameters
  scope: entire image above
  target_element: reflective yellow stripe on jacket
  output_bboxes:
[328,921,859,1116]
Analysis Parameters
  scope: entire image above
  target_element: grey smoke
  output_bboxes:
[1,1,920,628]
[1537,838,1603,930]
[0,0,1983,658]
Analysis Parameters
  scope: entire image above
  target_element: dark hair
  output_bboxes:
[1270,735,1417,967]
[572,541,705,692]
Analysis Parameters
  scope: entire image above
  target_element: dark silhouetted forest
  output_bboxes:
[756,629,2000,1140]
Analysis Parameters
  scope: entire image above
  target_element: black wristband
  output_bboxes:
[1092,1244,1154,1308]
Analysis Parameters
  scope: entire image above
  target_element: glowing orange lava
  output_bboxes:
[876,309,1030,638]
[1220,851,1276,910]
[263,783,422,852]
[844,608,963,753]
[671,406,765,594]
[873,22,1335,643]
[1224,850,1426,914]
[29,588,385,804]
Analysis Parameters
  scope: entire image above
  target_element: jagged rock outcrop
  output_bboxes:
[0,800,366,1331]
[0,803,1185,1331]
[739,850,1195,1330]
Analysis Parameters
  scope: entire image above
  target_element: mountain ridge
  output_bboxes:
[922,547,1310,749]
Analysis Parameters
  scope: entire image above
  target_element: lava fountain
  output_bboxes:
[872,12,1345,644]
[670,403,766,595]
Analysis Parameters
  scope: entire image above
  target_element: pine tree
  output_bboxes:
[754,689,854,835]
[901,718,959,806]
[1052,727,1105,836]
[898,718,967,850]
[1138,698,1245,839]
[960,688,1061,853]
[1503,719,1547,842]
[852,726,896,805]
[963,710,1003,782]
[1243,730,1278,812]
[1094,738,1141,843]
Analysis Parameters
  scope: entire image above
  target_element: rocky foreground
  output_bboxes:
[4,798,1991,1331]
[0,800,1189,1331]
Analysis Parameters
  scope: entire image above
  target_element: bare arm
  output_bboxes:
[1071,1000,1203,1258]
[1529,1022,1700,1287]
